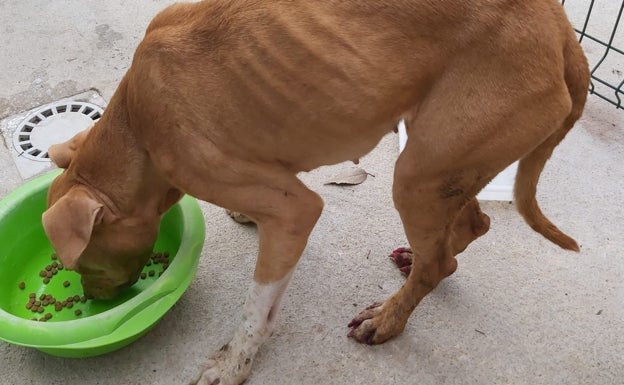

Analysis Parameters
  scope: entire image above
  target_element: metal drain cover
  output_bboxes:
[13,102,103,162]
[0,90,107,179]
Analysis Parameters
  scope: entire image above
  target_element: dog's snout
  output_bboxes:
[81,280,122,300]
[82,288,116,300]
[80,273,139,300]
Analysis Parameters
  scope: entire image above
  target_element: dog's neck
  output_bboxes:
[69,77,180,219]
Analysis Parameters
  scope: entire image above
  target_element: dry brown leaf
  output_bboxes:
[324,167,369,186]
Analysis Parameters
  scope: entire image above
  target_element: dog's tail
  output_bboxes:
[514,29,590,252]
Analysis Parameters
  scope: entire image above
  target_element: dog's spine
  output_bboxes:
[514,28,590,252]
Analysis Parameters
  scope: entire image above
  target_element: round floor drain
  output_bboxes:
[12,101,103,162]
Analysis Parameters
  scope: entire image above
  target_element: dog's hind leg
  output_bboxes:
[348,57,574,344]
[389,197,490,276]
[449,197,491,256]
[349,153,488,344]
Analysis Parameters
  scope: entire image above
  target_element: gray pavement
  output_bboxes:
[1,1,623,384]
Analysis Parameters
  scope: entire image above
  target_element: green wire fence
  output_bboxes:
[562,0,624,109]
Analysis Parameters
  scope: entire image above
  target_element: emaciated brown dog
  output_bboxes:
[42,1,589,384]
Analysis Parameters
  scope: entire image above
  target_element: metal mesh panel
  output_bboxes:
[562,0,624,109]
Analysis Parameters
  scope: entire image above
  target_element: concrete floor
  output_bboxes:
[1,1,623,385]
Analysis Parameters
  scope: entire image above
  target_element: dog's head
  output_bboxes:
[42,130,159,300]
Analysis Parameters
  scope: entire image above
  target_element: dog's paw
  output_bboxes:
[389,247,413,276]
[189,344,253,385]
[347,302,385,344]
[225,209,254,224]
[347,301,403,345]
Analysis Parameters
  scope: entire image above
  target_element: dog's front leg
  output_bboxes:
[189,171,323,385]
[190,273,292,385]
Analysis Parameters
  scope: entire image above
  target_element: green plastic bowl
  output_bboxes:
[0,171,205,357]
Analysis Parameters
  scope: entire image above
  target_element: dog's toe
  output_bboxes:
[190,351,252,385]
[348,319,378,345]
[348,301,383,328]
[347,300,408,344]
[347,302,390,345]
[189,359,220,385]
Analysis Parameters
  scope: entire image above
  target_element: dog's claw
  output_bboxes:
[347,324,376,345]
[389,247,413,276]
[347,318,362,329]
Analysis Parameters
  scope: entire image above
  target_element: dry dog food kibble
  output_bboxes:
[21,252,94,321]
[21,250,171,322]
[143,251,172,277]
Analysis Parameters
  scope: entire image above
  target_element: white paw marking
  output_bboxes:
[191,274,292,385]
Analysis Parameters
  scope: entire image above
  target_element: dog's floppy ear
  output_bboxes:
[42,188,104,270]
[48,127,91,169]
